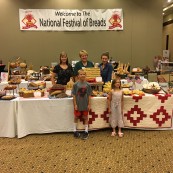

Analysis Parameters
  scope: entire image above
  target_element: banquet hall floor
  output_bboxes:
[0,129,173,173]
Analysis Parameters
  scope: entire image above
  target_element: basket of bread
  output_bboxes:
[143,82,161,94]
[48,84,68,98]
[19,88,45,98]
[27,81,46,90]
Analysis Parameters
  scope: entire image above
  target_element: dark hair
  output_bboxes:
[101,51,109,59]
[59,51,69,65]
[111,77,121,89]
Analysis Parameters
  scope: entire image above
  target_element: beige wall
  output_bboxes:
[0,0,162,70]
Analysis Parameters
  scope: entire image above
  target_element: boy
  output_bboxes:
[71,69,92,140]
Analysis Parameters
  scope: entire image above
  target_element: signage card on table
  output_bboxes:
[1,72,8,82]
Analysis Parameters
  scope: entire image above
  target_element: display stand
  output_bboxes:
[160,62,173,87]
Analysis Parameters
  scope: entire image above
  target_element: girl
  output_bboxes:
[108,78,124,137]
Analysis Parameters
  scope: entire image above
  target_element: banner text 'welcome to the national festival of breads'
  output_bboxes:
[19,9,123,31]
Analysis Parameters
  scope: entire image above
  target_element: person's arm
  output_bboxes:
[88,95,91,111]
[73,94,78,110]
[121,92,124,115]
[107,64,113,82]
[51,72,56,85]
[72,83,78,110]
[107,91,112,113]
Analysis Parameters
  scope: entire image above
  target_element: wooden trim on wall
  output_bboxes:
[163,19,173,26]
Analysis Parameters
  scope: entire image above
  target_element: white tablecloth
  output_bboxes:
[0,100,17,138]
[0,93,173,138]
[17,98,74,138]
[16,94,173,138]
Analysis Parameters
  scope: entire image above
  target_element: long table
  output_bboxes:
[0,94,173,138]
[0,100,17,138]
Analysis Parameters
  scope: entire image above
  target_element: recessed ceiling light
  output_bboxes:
[168,0,171,2]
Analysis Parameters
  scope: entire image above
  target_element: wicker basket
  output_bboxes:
[143,88,161,94]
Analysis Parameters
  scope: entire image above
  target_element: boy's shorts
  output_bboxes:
[74,110,88,117]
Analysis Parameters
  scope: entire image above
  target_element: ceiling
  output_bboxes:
[163,0,173,16]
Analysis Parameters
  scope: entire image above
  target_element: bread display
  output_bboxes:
[143,82,161,94]
[4,85,17,90]
[123,89,144,96]
[115,62,130,75]
[66,78,74,90]
[1,95,15,100]
[8,77,21,84]
[83,68,101,82]
[50,90,63,96]
[27,81,46,90]
[19,88,45,98]
[28,82,38,87]
[103,82,111,93]
[51,84,65,90]
[48,84,68,98]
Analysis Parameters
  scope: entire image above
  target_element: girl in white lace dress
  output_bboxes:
[108,78,124,137]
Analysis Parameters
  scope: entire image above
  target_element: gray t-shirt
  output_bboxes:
[72,81,92,111]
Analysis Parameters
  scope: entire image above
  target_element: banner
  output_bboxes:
[19,9,123,31]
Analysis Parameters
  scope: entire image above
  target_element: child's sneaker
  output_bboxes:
[81,132,89,140]
[74,131,80,138]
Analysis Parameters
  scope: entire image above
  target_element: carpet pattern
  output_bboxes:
[0,129,173,173]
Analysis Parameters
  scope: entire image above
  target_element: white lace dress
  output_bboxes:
[109,90,124,128]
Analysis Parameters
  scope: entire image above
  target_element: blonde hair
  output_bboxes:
[79,50,88,57]
[111,77,121,89]
[78,69,86,75]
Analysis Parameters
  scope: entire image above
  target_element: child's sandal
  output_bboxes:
[111,132,116,137]
[118,133,124,138]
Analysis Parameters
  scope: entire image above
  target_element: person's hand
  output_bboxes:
[108,108,111,113]
[74,105,78,110]
[88,105,91,111]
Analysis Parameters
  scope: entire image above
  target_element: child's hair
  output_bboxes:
[78,69,86,75]
[79,50,88,57]
[111,77,121,89]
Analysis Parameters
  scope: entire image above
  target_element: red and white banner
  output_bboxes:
[19,9,123,31]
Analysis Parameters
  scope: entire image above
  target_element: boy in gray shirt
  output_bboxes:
[72,69,92,140]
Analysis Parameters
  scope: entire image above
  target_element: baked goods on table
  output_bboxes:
[66,78,74,90]
[83,68,100,83]
[0,90,6,98]
[19,88,45,98]
[143,82,161,94]
[4,85,17,90]
[1,95,15,100]
[8,77,21,84]
[123,89,144,96]
[103,82,111,93]
[27,81,46,90]
[48,84,68,98]
[115,62,130,75]
[92,90,104,97]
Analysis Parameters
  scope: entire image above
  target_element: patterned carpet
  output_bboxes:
[0,129,173,173]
